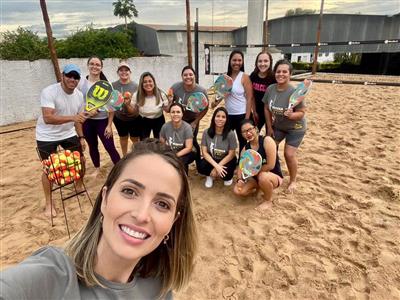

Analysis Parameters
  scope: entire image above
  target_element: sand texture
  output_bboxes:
[1,74,399,299]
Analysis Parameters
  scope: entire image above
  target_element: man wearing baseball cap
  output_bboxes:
[36,64,88,217]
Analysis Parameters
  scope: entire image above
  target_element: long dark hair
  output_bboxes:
[250,51,274,80]
[86,56,108,81]
[227,50,245,76]
[207,107,230,140]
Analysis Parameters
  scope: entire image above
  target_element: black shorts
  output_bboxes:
[36,136,82,160]
[113,116,142,138]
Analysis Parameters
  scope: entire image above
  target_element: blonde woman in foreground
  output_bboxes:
[0,139,197,299]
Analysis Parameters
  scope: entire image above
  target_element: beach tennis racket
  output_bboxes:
[213,74,233,101]
[239,149,263,180]
[288,79,312,109]
[186,92,208,113]
[86,80,113,111]
[100,90,124,112]
[159,88,174,105]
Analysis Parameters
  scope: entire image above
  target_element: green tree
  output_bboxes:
[56,25,139,59]
[285,8,316,16]
[0,27,49,60]
[113,0,138,30]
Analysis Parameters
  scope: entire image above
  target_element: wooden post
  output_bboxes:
[262,0,269,50]
[194,8,199,82]
[40,0,61,82]
[185,0,193,67]
[312,0,324,75]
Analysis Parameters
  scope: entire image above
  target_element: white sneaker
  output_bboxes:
[205,176,213,188]
[224,179,233,186]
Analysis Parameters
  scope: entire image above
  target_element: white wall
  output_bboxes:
[0,52,282,126]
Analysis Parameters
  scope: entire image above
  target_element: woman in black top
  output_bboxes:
[249,51,276,131]
[233,119,283,210]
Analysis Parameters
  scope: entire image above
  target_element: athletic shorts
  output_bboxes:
[113,116,142,138]
[273,128,306,148]
[36,136,82,160]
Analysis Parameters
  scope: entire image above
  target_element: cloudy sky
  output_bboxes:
[1,0,399,38]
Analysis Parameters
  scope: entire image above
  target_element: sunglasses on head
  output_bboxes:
[64,72,80,80]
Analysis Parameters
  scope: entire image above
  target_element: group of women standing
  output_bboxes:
[206,50,307,208]
[76,52,306,209]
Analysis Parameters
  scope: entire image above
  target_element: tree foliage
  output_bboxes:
[0,26,139,60]
[113,0,138,30]
[285,8,316,17]
[334,53,362,64]
[0,27,49,60]
[56,26,139,59]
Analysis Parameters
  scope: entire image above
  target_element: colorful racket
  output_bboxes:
[213,74,233,101]
[239,149,263,180]
[159,88,174,105]
[100,90,124,112]
[186,92,208,113]
[288,79,312,109]
[86,80,113,111]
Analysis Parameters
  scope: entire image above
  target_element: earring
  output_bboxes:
[100,214,104,223]
[163,234,169,245]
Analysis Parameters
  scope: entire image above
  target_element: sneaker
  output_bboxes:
[205,176,213,188]
[224,179,233,186]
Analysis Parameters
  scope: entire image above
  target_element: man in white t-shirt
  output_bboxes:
[36,64,88,217]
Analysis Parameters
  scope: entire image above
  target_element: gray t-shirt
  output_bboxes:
[0,246,172,300]
[160,121,193,152]
[201,130,237,160]
[262,83,307,131]
[171,82,208,123]
[112,80,139,121]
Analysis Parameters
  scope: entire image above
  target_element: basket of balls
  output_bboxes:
[42,150,83,186]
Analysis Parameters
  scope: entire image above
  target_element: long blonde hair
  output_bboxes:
[65,139,197,298]
[136,72,161,107]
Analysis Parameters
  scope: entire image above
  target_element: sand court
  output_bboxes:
[1,74,399,299]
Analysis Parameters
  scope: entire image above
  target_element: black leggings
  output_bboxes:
[197,156,237,181]
[179,152,195,175]
[228,114,246,151]
[141,115,165,139]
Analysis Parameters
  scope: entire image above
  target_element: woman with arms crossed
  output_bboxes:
[197,107,237,188]
[160,103,195,175]
[1,139,197,299]
[111,62,140,156]
[78,56,120,175]
[233,119,283,210]
[134,72,168,139]
[263,59,307,193]
[250,51,276,131]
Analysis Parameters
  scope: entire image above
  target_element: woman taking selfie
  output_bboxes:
[1,139,197,299]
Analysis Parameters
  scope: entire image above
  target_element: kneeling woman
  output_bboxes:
[160,103,195,174]
[0,139,197,299]
[197,107,237,188]
[233,119,283,210]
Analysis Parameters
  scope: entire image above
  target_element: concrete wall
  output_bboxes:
[0,52,283,126]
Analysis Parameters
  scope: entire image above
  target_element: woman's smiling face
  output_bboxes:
[98,154,180,264]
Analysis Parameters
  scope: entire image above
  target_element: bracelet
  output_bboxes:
[78,136,85,139]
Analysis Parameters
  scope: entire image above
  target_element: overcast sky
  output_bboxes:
[1,0,399,38]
